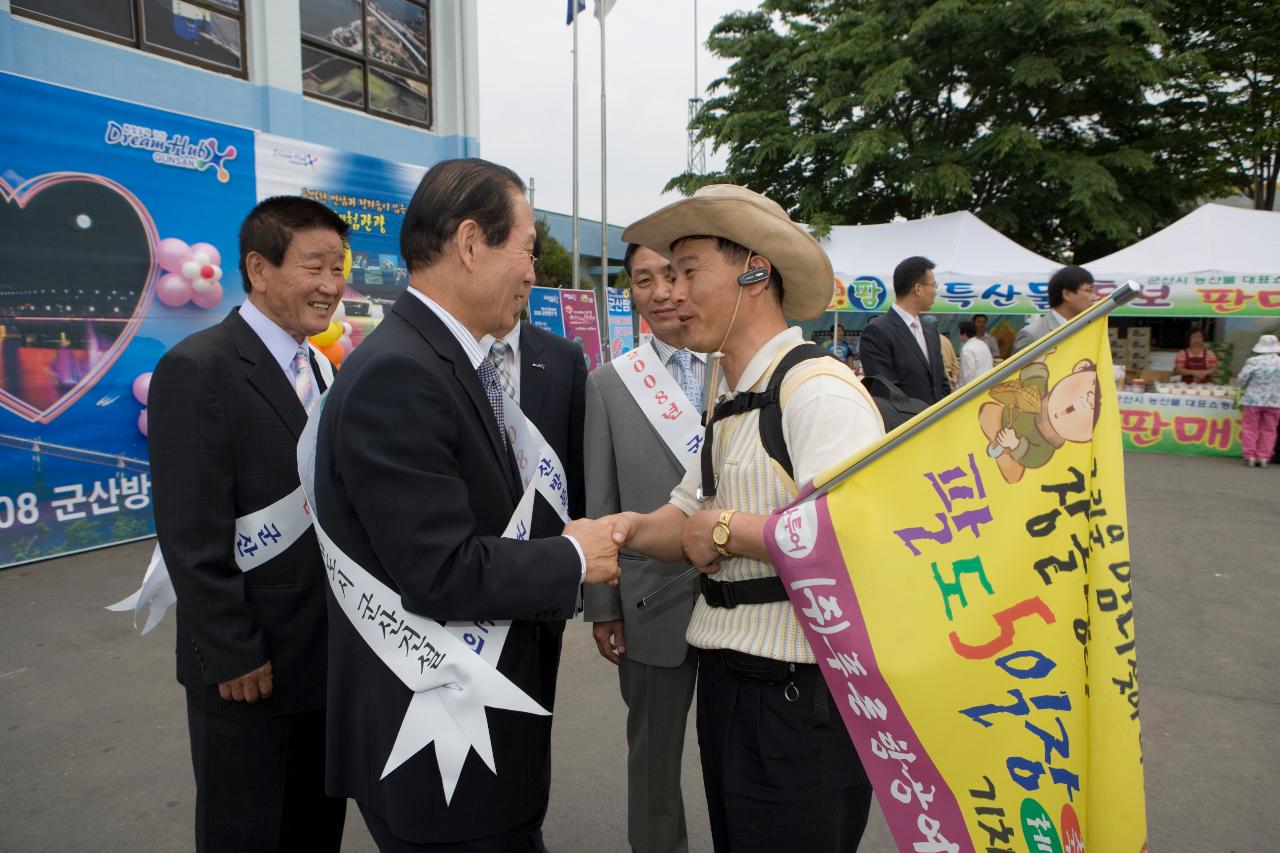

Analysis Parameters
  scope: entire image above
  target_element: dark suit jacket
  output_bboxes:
[860,308,951,404]
[149,308,330,717]
[518,319,587,533]
[314,292,581,844]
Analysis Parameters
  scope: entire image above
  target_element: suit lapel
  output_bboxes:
[888,310,932,371]
[518,321,549,424]
[391,294,522,504]
[225,310,307,440]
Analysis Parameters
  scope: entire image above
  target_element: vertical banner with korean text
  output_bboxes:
[558,289,603,371]
[765,318,1146,853]
[528,286,566,336]
[605,287,634,360]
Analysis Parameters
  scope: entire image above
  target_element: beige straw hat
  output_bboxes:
[621,184,834,321]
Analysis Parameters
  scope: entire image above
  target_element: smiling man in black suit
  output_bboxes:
[313,158,624,851]
[859,255,952,405]
[149,196,350,851]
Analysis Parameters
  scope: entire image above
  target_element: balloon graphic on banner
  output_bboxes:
[131,373,151,406]
[310,321,342,348]
[155,237,223,309]
[137,409,148,437]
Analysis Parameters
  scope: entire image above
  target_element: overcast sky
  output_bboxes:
[475,0,757,227]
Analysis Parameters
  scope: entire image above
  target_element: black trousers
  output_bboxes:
[696,650,873,853]
[186,702,346,852]
[359,803,546,852]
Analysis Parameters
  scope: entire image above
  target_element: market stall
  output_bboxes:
[1085,203,1280,457]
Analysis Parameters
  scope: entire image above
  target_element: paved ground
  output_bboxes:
[1,452,1277,852]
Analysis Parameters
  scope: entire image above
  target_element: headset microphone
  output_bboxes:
[737,266,770,286]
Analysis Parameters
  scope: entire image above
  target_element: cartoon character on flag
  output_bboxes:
[765,284,1148,853]
[980,356,1102,484]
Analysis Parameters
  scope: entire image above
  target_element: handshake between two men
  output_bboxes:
[563,504,771,587]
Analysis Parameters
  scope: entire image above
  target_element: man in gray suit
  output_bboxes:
[1013,264,1097,352]
[584,244,705,853]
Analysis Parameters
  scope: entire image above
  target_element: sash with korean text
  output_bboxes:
[613,342,703,467]
[296,384,571,802]
[764,318,1146,853]
[107,345,337,633]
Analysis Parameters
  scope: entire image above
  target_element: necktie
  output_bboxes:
[293,344,317,414]
[488,339,515,400]
[476,358,507,448]
[672,350,702,410]
[910,319,931,362]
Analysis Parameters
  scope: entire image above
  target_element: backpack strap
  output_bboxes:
[698,342,836,499]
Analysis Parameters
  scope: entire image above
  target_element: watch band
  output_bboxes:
[713,509,738,559]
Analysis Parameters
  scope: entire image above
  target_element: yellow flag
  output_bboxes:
[767,311,1146,853]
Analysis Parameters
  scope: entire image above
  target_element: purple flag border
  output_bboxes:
[766,490,975,853]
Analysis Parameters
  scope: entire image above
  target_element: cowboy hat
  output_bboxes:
[621,184,833,321]
[1253,334,1280,354]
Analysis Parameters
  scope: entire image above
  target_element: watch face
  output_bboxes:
[713,525,730,546]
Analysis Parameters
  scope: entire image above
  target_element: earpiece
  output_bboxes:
[738,266,770,286]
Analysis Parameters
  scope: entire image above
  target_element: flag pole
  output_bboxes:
[572,3,581,291]
[600,0,609,303]
[807,281,1143,502]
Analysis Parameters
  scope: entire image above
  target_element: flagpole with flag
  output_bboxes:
[569,0,582,292]
[763,281,1148,853]
[598,0,615,321]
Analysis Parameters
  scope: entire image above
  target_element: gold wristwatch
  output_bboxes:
[712,509,738,559]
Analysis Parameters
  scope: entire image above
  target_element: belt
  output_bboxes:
[700,574,788,609]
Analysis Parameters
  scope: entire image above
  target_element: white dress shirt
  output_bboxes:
[670,327,883,513]
[238,296,306,384]
[406,289,585,579]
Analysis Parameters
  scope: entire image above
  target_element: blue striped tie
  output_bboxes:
[673,350,701,409]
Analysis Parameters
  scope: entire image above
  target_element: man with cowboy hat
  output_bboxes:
[606,185,884,852]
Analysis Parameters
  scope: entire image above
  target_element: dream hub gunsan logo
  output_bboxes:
[103,121,237,183]
[271,147,320,171]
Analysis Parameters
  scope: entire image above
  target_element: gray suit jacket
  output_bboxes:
[1013,311,1064,353]
[581,362,698,668]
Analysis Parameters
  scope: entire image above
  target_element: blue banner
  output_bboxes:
[0,73,255,567]
[528,286,566,337]
[606,287,634,359]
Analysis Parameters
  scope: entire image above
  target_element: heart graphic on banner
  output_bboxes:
[0,173,158,423]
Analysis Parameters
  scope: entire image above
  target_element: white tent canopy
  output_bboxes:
[1084,203,1280,277]
[819,211,1061,314]
[1081,204,1280,317]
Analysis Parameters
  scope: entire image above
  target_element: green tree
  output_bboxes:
[669,0,1208,259]
[110,514,149,541]
[534,218,575,287]
[1161,0,1280,209]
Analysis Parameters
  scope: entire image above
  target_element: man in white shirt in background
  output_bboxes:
[958,319,995,386]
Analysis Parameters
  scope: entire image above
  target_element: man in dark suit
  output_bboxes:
[149,196,350,851]
[859,255,952,404]
[313,158,623,851]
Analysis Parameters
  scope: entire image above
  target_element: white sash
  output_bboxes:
[296,383,571,801]
[107,484,312,634]
[614,342,702,471]
[106,342,335,633]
